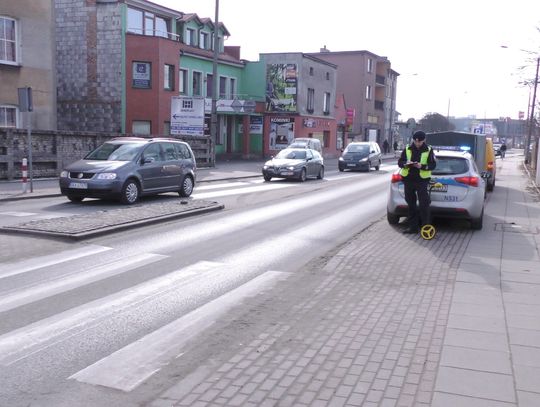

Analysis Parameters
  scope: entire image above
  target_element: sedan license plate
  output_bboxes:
[347,164,356,167]
[280,171,293,176]
[69,182,88,189]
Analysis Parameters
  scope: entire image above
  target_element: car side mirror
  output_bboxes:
[371,150,376,154]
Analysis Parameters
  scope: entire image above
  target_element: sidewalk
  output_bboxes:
[149,154,540,407]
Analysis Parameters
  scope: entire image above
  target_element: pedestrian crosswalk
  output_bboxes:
[0,245,289,395]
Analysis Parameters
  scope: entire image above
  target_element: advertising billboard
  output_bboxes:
[265,63,297,112]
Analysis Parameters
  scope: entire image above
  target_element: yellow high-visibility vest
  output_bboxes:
[400,146,432,179]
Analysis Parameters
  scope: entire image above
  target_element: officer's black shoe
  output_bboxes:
[402,228,419,234]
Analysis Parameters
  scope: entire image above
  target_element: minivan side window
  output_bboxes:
[175,143,192,159]
[161,142,178,160]
[143,143,164,162]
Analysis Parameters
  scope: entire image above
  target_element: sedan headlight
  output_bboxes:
[338,157,344,161]
[60,170,69,178]
[96,172,117,180]
[359,158,368,162]
[263,165,268,170]
[287,166,297,171]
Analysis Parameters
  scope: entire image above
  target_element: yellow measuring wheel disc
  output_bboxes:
[420,224,436,240]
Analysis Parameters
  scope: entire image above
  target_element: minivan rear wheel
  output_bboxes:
[120,179,140,204]
[179,175,194,197]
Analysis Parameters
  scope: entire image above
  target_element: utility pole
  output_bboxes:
[210,0,219,167]
[525,56,539,164]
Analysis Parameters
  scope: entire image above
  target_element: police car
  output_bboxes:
[386,149,487,230]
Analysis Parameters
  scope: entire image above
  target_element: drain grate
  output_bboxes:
[495,222,539,234]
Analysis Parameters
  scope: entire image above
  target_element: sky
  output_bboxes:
[154,0,540,121]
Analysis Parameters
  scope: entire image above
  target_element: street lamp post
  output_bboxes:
[525,56,539,164]
[210,0,220,167]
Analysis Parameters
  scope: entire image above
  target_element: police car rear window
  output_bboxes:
[432,157,469,175]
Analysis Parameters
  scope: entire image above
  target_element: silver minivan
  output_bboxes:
[338,141,382,171]
[59,137,197,204]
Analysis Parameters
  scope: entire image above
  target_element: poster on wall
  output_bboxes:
[132,62,151,88]
[265,63,297,112]
[269,117,294,150]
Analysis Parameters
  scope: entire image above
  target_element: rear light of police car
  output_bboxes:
[454,176,479,187]
[391,173,403,183]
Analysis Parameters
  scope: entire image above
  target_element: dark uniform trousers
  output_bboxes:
[403,178,430,229]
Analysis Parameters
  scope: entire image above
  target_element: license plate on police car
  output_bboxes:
[431,184,448,192]
[69,182,88,189]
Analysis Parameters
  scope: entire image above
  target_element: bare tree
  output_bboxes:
[418,113,455,132]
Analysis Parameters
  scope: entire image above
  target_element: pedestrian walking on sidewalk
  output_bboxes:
[393,140,399,157]
[383,139,390,154]
[500,142,507,159]
[398,131,437,234]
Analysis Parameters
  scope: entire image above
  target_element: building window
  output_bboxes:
[326,72,330,80]
[0,16,17,64]
[230,78,236,98]
[199,31,209,49]
[127,8,169,38]
[185,28,196,46]
[323,92,331,115]
[132,61,151,88]
[307,88,314,112]
[132,120,151,135]
[192,71,202,96]
[0,105,17,127]
[206,73,213,97]
[164,64,174,90]
[309,67,314,76]
[367,58,373,73]
[179,69,187,94]
[219,76,227,98]
[366,85,372,100]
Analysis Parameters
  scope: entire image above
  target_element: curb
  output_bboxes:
[0,201,224,240]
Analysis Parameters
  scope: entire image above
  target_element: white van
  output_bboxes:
[288,138,322,153]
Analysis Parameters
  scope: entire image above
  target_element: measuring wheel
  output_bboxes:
[420,224,436,240]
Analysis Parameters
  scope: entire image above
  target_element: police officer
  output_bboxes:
[397,131,437,234]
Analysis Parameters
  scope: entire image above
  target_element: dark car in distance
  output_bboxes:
[59,137,197,204]
[338,141,382,172]
[262,148,324,182]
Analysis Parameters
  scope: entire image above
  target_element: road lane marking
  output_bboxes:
[0,211,38,217]
[0,245,113,280]
[69,270,289,392]
[0,252,166,313]
[193,182,295,199]
[0,261,223,366]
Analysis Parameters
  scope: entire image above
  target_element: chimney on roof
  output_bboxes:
[320,45,330,53]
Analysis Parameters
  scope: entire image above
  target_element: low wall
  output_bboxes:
[0,129,212,180]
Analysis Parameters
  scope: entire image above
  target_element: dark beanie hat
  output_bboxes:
[413,131,426,141]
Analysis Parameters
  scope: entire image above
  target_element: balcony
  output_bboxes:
[375,75,385,86]
[127,27,180,42]
[374,100,384,111]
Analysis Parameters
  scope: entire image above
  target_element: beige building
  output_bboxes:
[0,0,56,130]
[308,48,398,146]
